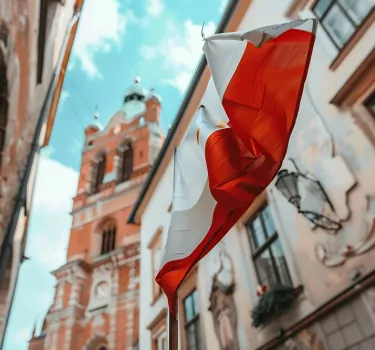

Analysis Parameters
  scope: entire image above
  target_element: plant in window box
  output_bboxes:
[251,283,299,328]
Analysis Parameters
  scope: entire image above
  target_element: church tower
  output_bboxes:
[29,79,163,350]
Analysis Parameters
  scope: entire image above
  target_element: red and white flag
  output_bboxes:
[156,19,317,313]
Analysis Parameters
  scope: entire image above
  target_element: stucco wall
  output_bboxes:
[139,158,174,350]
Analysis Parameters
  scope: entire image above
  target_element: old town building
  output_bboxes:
[129,0,375,349]
[29,79,163,349]
[0,0,83,346]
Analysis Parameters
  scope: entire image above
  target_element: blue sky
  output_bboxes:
[3,0,227,348]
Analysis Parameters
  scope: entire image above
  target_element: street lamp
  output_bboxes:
[275,168,341,232]
[275,170,301,209]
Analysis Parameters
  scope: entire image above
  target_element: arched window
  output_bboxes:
[94,154,106,194]
[120,145,133,182]
[101,221,116,255]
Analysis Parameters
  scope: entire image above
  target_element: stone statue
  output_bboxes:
[208,245,240,350]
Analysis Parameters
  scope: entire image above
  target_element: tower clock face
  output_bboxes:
[95,282,109,299]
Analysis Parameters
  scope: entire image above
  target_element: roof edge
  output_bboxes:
[127,0,241,224]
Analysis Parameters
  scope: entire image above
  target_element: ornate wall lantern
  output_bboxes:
[275,165,341,231]
[274,170,300,209]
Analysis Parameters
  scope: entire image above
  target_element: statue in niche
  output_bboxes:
[208,244,240,350]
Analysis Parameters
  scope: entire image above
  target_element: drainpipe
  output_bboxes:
[0,9,81,347]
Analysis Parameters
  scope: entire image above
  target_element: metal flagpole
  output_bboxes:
[168,308,178,349]
[168,148,179,349]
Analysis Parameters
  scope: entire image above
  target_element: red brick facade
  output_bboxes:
[29,82,162,349]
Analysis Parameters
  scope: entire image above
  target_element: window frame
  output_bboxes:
[94,154,106,194]
[0,72,7,168]
[245,204,292,287]
[100,222,116,255]
[147,308,168,350]
[183,289,201,350]
[364,90,375,119]
[312,0,374,51]
[120,144,134,183]
[37,0,48,84]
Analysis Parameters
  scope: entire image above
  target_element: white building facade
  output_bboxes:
[130,0,375,349]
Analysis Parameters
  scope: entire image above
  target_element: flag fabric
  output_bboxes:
[156,19,317,314]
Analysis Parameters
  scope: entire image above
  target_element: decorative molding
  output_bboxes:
[315,195,375,267]
[146,308,167,331]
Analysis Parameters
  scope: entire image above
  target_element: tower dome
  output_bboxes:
[123,77,147,120]
[147,87,162,104]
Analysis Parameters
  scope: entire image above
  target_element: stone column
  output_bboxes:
[64,319,74,350]
[108,267,119,349]
[114,154,121,182]
[125,262,137,350]
[55,282,65,310]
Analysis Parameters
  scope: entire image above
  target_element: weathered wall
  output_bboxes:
[0,0,76,343]
[0,0,75,248]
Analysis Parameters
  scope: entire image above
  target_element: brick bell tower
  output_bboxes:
[29,78,163,350]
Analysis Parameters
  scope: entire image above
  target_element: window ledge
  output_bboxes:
[329,8,375,71]
[253,284,304,330]
[151,290,163,306]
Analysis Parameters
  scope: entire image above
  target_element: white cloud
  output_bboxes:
[166,72,191,93]
[25,157,78,271]
[14,327,32,344]
[219,0,228,13]
[41,145,55,159]
[140,19,216,93]
[60,90,70,107]
[3,158,78,348]
[73,0,127,78]
[32,157,78,215]
[147,0,165,17]
[71,138,82,153]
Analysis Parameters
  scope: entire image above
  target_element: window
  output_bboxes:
[149,230,163,300]
[120,145,133,182]
[313,0,374,49]
[183,289,201,350]
[153,331,167,350]
[37,0,48,83]
[94,154,106,193]
[245,205,292,287]
[147,309,167,350]
[364,91,375,118]
[101,222,116,255]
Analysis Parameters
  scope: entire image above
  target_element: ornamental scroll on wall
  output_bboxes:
[207,244,240,350]
[275,91,375,268]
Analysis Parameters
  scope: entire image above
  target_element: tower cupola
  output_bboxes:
[123,77,148,120]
